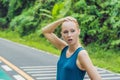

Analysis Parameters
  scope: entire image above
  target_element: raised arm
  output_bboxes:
[41,18,67,50]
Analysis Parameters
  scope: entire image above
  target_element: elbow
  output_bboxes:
[41,27,52,36]
[41,27,48,35]
[41,29,45,35]
[41,27,45,34]
[41,27,53,35]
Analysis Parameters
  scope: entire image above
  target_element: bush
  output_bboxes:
[1,0,120,49]
[0,18,7,29]
[71,0,120,49]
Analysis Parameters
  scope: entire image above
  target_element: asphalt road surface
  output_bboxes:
[0,38,120,80]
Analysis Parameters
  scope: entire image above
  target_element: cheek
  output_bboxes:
[61,34,67,41]
[73,32,79,38]
[62,35,66,39]
[61,34,64,38]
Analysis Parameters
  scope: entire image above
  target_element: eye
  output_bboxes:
[63,30,68,34]
[71,29,75,32]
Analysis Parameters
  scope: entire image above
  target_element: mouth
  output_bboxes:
[67,39,73,43]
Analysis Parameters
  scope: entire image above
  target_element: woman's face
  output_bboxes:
[61,21,80,45]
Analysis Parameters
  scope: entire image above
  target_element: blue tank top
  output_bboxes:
[57,46,86,80]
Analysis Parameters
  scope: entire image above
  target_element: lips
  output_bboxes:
[67,39,73,43]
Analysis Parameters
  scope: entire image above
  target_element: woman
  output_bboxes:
[42,16,102,80]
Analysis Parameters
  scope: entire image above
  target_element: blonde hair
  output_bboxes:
[62,20,80,29]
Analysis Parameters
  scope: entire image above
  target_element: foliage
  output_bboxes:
[9,1,53,36]
[52,0,71,19]
[71,0,120,49]
[0,0,9,28]
[0,0,35,29]
[0,0,120,49]
[10,3,39,36]
[0,18,7,29]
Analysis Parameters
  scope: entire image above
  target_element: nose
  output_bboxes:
[67,32,72,37]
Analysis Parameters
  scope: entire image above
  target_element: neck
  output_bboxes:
[68,42,82,53]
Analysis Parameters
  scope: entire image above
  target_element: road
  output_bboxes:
[0,38,120,80]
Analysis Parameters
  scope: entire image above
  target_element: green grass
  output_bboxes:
[0,31,120,73]
[86,43,120,73]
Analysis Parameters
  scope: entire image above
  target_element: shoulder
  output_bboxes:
[78,49,89,58]
[77,49,92,65]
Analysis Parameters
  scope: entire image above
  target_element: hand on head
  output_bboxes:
[61,16,79,29]
[63,16,77,22]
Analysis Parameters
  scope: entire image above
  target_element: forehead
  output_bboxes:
[61,21,77,30]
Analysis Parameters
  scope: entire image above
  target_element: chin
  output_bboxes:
[68,42,75,46]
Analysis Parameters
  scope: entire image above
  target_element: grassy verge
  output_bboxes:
[0,31,120,73]
[86,43,120,73]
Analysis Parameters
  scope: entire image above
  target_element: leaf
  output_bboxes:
[52,3,59,18]
[87,30,97,36]
[52,0,71,19]
[111,40,120,46]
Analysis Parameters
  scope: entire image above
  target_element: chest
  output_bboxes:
[57,46,83,71]
[58,52,78,71]
[66,50,74,58]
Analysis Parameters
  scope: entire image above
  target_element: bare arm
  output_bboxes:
[78,50,102,80]
[41,18,67,50]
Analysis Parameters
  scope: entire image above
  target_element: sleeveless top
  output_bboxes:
[57,46,86,80]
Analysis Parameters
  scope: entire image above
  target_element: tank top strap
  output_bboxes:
[60,46,69,57]
[61,46,84,59]
[73,47,84,59]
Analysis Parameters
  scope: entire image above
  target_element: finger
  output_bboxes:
[65,16,77,22]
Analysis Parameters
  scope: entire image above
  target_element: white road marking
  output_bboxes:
[84,79,90,80]
[102,77,120,80]
[27,70,56,74]
[13,75,25,80]
[21,66,56,80]
[20,66,56,68]
[32,73,56,76]
[23,68,56,71]
[100,73,116,76]
[98,70,107,74]
[20,66,120,80]
[1,65,12,71]
[36,77,56,80]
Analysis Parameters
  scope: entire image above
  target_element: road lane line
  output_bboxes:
[23,68,56,71]
[1,65,12,71]
[32,73,56,76]
[100,73,116,76]
[0,56,34,80]
[13,75,25,80]
[98,70,107,74]
[20,65,120,80]
[20,66,56,68]
[102,77,120,79]
[27,70,56,74]
[20,66,57,80]
[36,76,56,80]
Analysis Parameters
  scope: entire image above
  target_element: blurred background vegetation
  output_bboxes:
[0,0,120,73]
